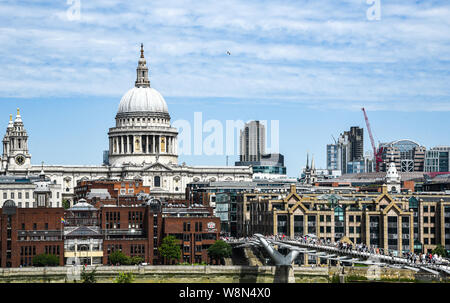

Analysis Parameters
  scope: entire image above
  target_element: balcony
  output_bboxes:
[388,223,397,228]
[388,234,398,239]
[17,230,63,241]
[369,223,378,228]
[402,235,410,240]
[103,229,144,236]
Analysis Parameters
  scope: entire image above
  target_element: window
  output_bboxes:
[11,192,14,199]
[18,192,22,199]
[424,217,428,223]
[349,215,354,222]
[430,206,435,212]
[33,223,37,230]
[154,176,161,187]
[424,206,428,212]
[320,215,324,222]
[26,192,29,199]
[356,216,361,223]
[3,192,6,199]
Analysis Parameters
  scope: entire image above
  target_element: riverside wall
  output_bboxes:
[0,265,420,283]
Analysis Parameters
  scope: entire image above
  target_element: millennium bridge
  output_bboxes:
[224,234,450,282]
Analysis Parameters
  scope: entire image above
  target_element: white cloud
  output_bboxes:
[0,0,448,111]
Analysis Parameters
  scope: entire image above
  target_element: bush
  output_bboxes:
[159,235,181,264]
[130,256,144,265]
[109,251,131,265]
[432,244,448,258]
[345,275,368,282]
[114,272,134,283]
[81,266,97,283]
[32,254,59,267]
[207,240,232,264]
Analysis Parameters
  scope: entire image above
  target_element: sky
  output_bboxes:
[0,0,449,177]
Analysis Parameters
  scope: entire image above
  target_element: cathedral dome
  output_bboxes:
[118,87,168,114]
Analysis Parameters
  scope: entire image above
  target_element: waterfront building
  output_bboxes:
[239,184,450,255]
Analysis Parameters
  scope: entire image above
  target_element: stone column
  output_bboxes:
[152,135,156,154]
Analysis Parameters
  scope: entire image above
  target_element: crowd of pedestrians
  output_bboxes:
[222,234,449,266]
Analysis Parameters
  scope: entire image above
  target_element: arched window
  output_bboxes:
[154,176,161,187]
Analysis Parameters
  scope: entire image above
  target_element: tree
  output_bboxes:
[130,256,144,265]
[62,199,71,209]
[81,266,97,283]
[207,240,232,265]
[159,235,181,264]
[432,244,448,258]
[32,254,60,267]
[109,251,131,265]
[114,272,134,283]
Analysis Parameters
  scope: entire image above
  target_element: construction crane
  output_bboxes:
[361,108,383,172]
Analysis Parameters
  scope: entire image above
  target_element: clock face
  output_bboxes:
[15,155,25,165]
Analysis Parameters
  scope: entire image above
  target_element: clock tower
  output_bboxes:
[1,108,32,171]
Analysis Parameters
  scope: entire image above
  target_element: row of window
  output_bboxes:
[1,192,60,199]
[21,223,50,230]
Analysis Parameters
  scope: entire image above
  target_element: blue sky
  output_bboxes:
[0,0,449,177]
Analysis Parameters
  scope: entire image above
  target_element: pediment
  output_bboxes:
[144,162,172,171]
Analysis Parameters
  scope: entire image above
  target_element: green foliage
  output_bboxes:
[114,272,135,283]
[330,274,340,283]
[345,275,368,282]
[62,199,71,209]
[432,244,448,258]
[130,256,144,265]
[109,251,131,265]
[159,235,181,264]
[207,240,232,263]
[32,253,60,267]
[81,266,97,283]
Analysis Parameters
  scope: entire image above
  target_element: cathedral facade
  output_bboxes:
[0,45,252,205]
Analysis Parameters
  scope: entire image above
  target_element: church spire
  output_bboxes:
[14,107,22,123]
[135,43,150,88]
[306,153,309,169]
[7,114,13,128]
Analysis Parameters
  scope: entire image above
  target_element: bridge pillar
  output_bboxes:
[274,265,295,283]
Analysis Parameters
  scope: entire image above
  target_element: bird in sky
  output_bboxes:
[226,51,231,55]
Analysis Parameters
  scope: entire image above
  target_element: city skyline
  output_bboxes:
[0,1,450,176]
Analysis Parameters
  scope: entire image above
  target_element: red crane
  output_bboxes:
[361,108,383,172]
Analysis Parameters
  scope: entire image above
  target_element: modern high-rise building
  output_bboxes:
[348,126,364,162]
[239,121,265,162]
[425,146,450,172]
[327,126,363,174]
[236,121,286,176]
[326,144,338,170]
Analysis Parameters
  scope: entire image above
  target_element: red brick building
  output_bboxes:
[0,201,64,268]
